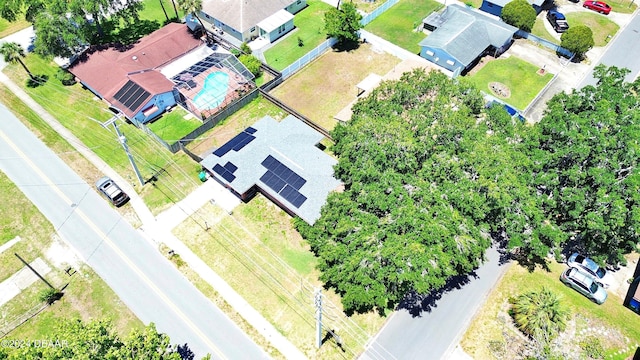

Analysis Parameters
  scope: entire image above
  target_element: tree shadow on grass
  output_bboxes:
[332,39,361,53]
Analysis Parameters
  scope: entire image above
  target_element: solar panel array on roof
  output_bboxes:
[212,161,239,183]
[113,80,151,112]
[260,155,308,208]
[213,128,256,157]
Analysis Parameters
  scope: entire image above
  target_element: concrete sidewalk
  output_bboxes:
[0,51,305,359]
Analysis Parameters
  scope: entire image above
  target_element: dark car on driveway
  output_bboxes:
[583,0,611,14]
[547,10,569,33]
[96,176,130,207]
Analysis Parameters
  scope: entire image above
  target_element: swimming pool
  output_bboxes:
[193,71,230,110]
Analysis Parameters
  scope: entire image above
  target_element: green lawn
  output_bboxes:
[4,55,199,214]
[173,196,386,359]
[530,16,558,43]
[140,0,184,23]
[607,0,637,14]
[462,259,640,359]
[0,18,30,38]
[466,56,552,110]
[364,0,443,54]
[264,0,334,71]
[148,107,201,144]
[185,96,286,156]
[565,12,619,47]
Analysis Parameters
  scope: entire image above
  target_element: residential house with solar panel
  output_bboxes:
[200,115,341,224]
[419,4,517,76]
[69,22,255,125]
[190,0,307,45]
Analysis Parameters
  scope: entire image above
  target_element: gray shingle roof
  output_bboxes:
[419,5,517,66]
[201,0,293,33]
[200,115,340,224]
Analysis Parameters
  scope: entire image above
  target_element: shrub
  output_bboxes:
[579,336,605,359]
[511,287,569,341]
[38,288,62,305]
[240,42,252,55]
[501,0,536,32]
[238,54,263,78]
[561,25,594,60]
[56,68,76,86]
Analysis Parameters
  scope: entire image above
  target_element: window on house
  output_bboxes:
[446,60,455,66]
[279,24,285,33]
[250,27,255,32]
[204,14,210,19]
[297,0,301,4]
[426,50,434,56]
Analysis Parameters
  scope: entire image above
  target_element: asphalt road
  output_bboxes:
[361,246,507,360]
[0,104,267,359]
[579,11,640,87]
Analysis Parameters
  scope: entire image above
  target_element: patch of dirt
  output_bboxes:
[608,253,639,299]
[45,234,82,270]
[466,55,495,76]
[489,82,511,98]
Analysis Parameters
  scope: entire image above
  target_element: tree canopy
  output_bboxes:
[324,2,363,45]
[297,66,640,314]
[296,70,554,314]
[0,0,143,58]
[530,65,640,265]
[500,0,536,32]
[0,319,190,360]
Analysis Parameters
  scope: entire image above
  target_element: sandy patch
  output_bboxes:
[45,234,83,271]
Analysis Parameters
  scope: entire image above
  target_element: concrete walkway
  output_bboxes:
[0,258,51,307]
[0,42,305,359]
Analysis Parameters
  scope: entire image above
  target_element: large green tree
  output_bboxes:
[0,319,184,359]
[296,70,551,314]
[500,0,536,32]
[0,0,142,58]
[324,2,363,45]
[531,64,640,265]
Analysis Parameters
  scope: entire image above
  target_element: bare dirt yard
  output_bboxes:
[270,42,401,131]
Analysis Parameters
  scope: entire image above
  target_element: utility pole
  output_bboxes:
[14,253,55,290]
[102,114,144,186]
[315,288,323,348]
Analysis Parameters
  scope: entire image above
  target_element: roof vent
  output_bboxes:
[132,55,138,60]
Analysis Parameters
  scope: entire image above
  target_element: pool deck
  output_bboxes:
[177,67,254,120]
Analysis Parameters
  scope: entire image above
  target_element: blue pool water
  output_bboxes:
[193,71,230,110]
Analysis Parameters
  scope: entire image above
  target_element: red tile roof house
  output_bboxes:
[68,23,205,126]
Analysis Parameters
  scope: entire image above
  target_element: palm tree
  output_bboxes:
[177,0,207,40]
[511,287,569,342]
[0,42,34,80]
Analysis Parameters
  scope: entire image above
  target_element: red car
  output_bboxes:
[583,0,611,14]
